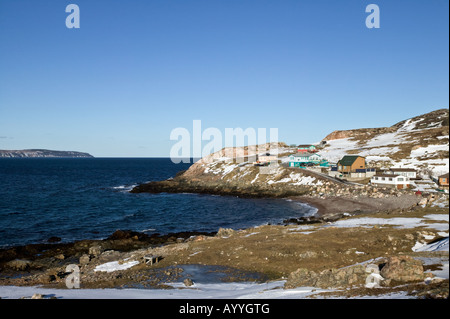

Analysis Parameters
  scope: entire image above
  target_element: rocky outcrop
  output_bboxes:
[285,255,427,290]
[5,259,32,271]
[130,178,311,198]
[284,264,367,289]
[323,127,394,142]
[323,108,448,142]
[380,255,425,283]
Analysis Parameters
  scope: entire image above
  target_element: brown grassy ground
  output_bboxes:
[152,206,448,279]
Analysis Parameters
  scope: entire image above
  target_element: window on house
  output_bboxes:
[389,178,393,181]
[398,178,403,181]
[381,177,385,181]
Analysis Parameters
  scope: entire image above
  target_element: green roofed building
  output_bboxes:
[337,155,366,174]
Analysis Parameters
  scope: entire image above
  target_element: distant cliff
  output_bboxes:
[0,149,94,158]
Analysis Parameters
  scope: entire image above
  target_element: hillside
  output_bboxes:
[131,142,342,198]
[319,109,449,176]
[132,109,448,199]
[0,149,94,158]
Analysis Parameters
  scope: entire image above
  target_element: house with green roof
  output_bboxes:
[337,155,366,175]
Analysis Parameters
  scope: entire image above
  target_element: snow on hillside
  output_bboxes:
[318,109,449,175]
[200,154,325,187]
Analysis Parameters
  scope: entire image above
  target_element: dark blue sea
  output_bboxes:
[0,158,315,248]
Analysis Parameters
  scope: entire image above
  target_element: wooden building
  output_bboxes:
[439,173,449,188]
[337,155,366,174]
[297,145,317,153]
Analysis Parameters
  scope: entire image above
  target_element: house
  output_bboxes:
[370,174,411,189]
[297,145,317,153]
[389,168,417,180]
[438,173,449,188]
[337,156,366,174]
[257,153,278,165]
[289,153,324,167]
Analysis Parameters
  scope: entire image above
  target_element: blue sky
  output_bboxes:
[0,0,448,157]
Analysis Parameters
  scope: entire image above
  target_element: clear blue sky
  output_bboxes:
[0,0,448,157]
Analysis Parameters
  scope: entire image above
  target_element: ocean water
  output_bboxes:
[0,158,315,248]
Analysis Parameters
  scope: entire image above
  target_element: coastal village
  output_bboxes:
[249,108,450,197]
[0,109,448,299]
[258,143,449,193]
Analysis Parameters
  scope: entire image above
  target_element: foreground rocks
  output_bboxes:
[0,229,216,273]
[380,256,425,284]
[0,205,447,299]
[285,255,429,290]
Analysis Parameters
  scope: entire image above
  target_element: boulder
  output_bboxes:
[418,198,428,206]
[284,268,318,289]
[89,245,104,257]
[285,265,366,289]
[183,278,194,287]
[380,256,424,283]
[47,236,61,243]
[79,254,91,265]
[216,228,235,238]
[6,259,31,271]
[108,230,146,240]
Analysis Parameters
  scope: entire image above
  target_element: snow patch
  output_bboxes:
[94,260,139,273]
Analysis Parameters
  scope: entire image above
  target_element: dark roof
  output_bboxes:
[291,152,318,158]
[390,168,416,172]
[297,144,315,148]
[338,155,364,166]
[373,174,403,178]
[439,173,449,178]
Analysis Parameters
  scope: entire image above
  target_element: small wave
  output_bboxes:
[111,184,138,192]
[293,201,319,217]
[141,228,156,233]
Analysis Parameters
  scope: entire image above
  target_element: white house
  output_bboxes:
[389,168,417,179]
[370,174,411,189]
[258,154,278,164]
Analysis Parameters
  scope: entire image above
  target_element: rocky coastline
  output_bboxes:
[1,185,448,298]
[1,162,448,298]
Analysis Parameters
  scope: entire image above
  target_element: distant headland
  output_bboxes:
[0,149,94,158]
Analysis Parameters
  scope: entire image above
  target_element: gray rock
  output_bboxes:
[285,264,366,289]
[216,228,235,238]
[380,256,424,283]
[183,278,194,287]
[79,254,91,265]
[55,254,65,260]
[89,245,104,257]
